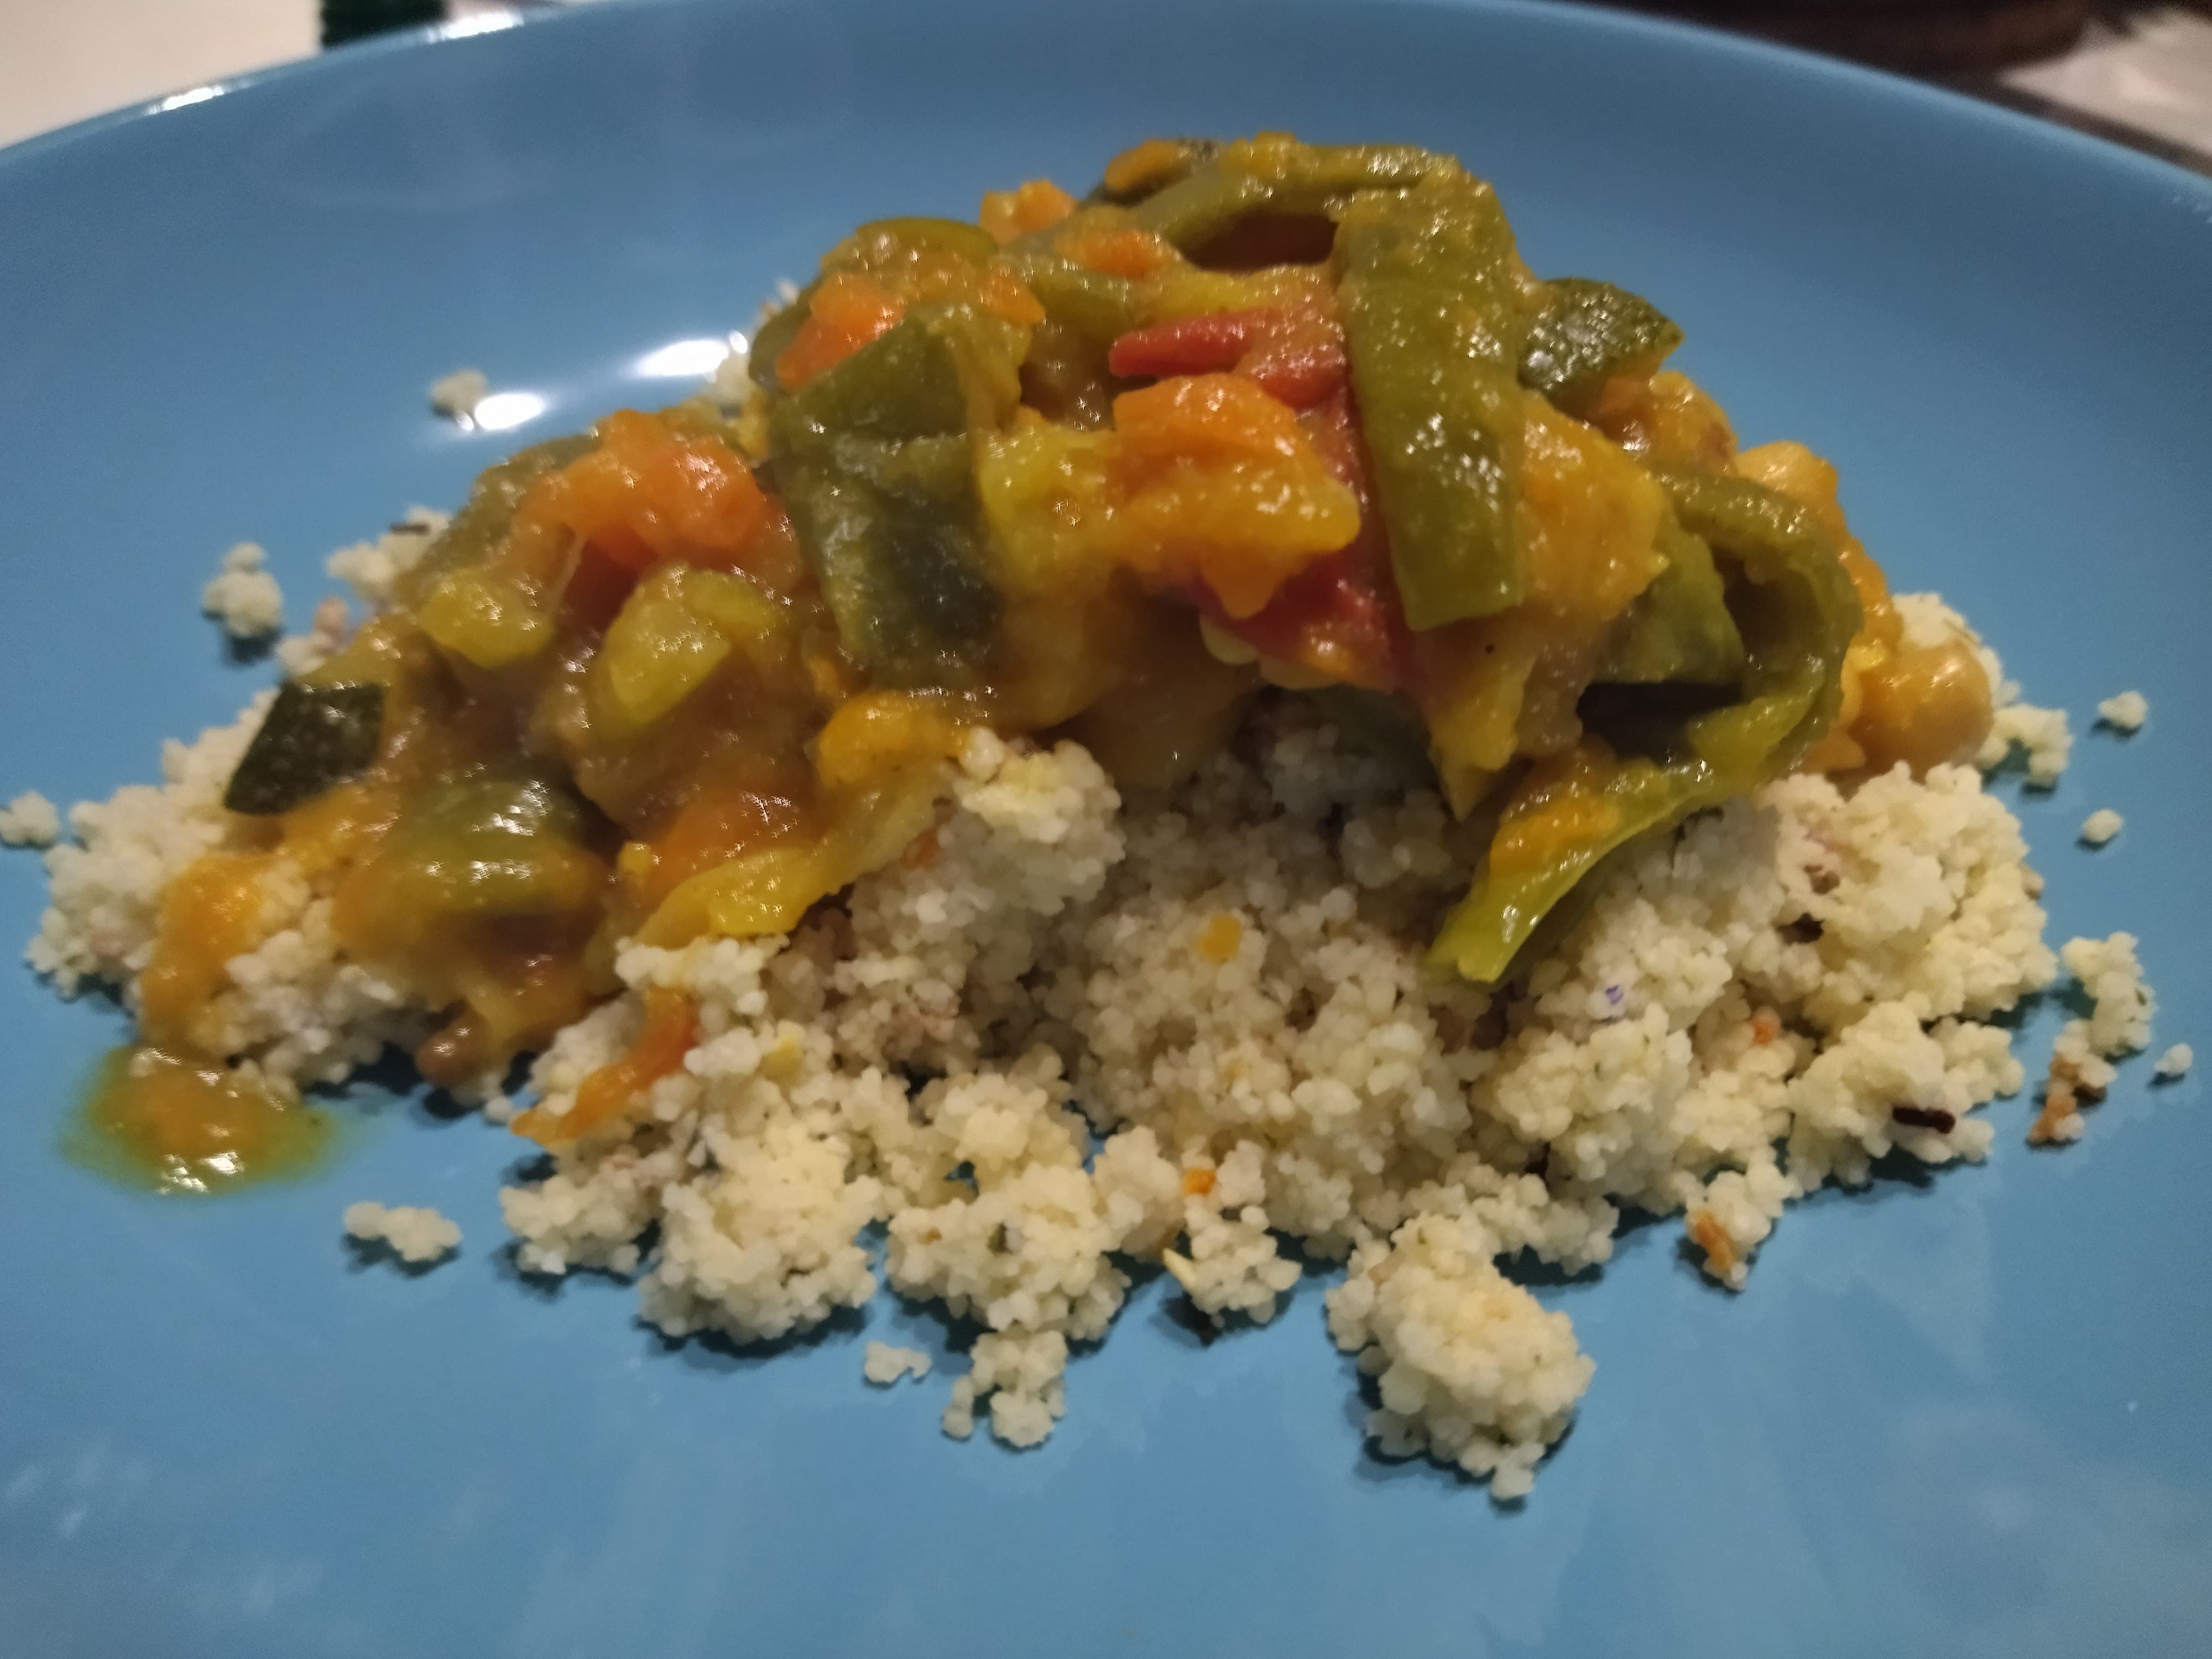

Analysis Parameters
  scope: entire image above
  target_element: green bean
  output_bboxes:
[394,433,596,604]
[1338,175,1533,629]
[768,304,1021,685]
[1595,517,1744,687]
[1519,279,1683,415]
[1427,471,1859,983]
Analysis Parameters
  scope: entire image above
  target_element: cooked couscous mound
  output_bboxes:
[2096,690,2148,733]
[2029,932,2158,1145]
[31,661,2080,1495]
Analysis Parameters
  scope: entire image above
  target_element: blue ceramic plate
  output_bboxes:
[3,3,2209,1654]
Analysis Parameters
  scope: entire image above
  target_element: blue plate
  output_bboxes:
[4,2,2210,1654]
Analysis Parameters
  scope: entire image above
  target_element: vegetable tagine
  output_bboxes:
[113,134,1995,1172]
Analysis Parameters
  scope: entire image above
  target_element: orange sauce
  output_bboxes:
[137,851,277,1050]
[66,1045,335,1196]
[1193,912,1245,963]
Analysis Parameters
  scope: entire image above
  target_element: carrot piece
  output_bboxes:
[1686,1209,1741,1282]
[774,271,907,390]
[633,786,810,907]
[979,178,1077,244]
[523,409,779,582]
[1109,308,1347,411]
[513,986,696,1147]
[1059,225,1175,280]
[977,265,1046,328]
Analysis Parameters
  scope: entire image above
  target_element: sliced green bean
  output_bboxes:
[1338,175,1533,629]
[1519,278,1683,415]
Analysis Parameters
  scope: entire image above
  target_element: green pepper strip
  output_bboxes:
[989,249,1146,425]
[1517,278,1684,416]
[393,433,597,607]
[767,302,1021,686]
[371,774,603,917]
[1428,758,1692,986]
[1426,470,1860,984]
[997,141,1467,416]
[1595,513,1745,688]
[1338,174,1532,631]
[1661,468,1860,780]
[749,217,1000,391]
[1126,142,1444,251]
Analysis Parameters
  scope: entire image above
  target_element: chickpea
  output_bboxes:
[1853,634,1994,775]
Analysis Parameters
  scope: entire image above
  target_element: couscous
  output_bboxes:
[343,1199,462,1266]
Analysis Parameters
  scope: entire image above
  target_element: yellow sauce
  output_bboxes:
[65,1045,336,1196]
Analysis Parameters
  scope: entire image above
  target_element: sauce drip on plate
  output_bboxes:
[66,1045,336,1195]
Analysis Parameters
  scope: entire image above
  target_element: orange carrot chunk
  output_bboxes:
[514,986,697,1147]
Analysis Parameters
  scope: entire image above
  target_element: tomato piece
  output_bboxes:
[562,543,636,630]
[1201,388,1410,691]
[1238,319,1347,410]
[1109,307,1347,411]
[1207,545,1405,692]
[1108,310,1267,381]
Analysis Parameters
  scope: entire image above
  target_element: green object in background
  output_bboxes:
[322,0,446,48]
